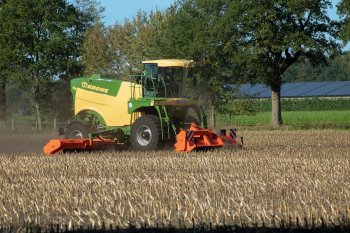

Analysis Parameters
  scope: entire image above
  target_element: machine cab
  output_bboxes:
[141,59,193,98]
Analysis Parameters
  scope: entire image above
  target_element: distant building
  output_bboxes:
[238,81,350,99]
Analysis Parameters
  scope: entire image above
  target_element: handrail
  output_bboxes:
[159,76,167,97]
[143,75,156,98]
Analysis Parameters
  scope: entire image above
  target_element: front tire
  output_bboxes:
[65,122,90,139]
[130,115,161,150]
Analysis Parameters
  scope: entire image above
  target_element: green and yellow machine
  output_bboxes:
[43,59,241,154]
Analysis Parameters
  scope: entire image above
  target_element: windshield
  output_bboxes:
[158,67,184,97]
[142,64,187,98]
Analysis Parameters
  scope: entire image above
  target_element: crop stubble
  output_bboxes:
[0,130,349,230]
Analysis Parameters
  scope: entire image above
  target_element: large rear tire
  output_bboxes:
[65,122,91,139]
[130,115,161,150]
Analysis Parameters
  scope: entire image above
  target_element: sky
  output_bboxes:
[99,0,175,26]
[99,0,341,26]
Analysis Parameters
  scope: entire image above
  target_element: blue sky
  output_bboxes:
[100,0,341,26]
[100,0,175,26]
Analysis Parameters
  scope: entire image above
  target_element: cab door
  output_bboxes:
[142,63,158,98]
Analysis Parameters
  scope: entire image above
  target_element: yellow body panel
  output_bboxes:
[75,81,141,126]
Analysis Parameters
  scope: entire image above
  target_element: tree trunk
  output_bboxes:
[0,79,6,123]
[271,88,282,127]
[34,100,42,132]
[208,104,216,128]
[33,75,42,131]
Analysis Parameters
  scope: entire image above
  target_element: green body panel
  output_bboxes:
[71,75,122,97]
[127,98,153,114]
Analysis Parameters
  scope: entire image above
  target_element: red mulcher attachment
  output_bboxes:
[218,128,244,149]
[174,123,243,152]
[43,124,242,155]
[43,137,117,156]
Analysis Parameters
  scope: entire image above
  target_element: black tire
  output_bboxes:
[130,115,161,150]
[65,122,90,139]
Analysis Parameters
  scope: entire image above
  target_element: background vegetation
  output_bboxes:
[217,97,350,129]
[235,98,350,112]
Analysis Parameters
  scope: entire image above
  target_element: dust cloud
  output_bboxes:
[0,127,56,153]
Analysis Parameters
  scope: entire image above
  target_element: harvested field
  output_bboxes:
[0,130,349,232]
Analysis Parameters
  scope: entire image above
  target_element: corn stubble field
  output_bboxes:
[0,130,350,232]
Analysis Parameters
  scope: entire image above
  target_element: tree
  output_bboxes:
[56,0,104,120]
[81,19,113,75]
[223,0,340,127]
[0,41,8,122]
[0,0,91,130]
[74,0,104,21]
[285,53,350,82]
[151,0,240,126]
[0,0,12,122]
[109,10,163,76]
[338,0,350,42]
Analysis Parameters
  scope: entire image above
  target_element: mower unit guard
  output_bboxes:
[43,137,117,155]
[174,123,242,152]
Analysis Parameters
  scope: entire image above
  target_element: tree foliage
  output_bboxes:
[1,0,347,128]
[285,52,350,82]
[0,0,15,122]
[338,0,350,42]
[95,0,341,127]
[108,10,166,76]
[221,0,340,126]
[81,19,113,75]
[0,0,95,128]
[149,0,241,126]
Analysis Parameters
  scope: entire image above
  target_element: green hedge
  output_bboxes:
[256,98,350,111]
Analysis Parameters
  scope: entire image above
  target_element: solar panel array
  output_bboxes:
[237,81,350,98]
